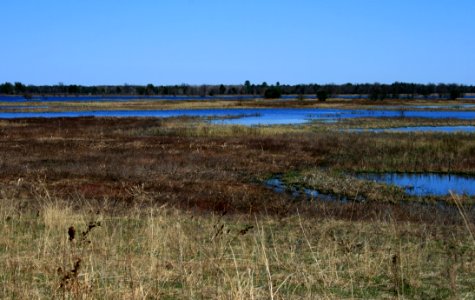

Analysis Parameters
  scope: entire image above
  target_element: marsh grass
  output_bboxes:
[281,169,409,204]
[319,117,475,131]
[277,169,475,205]
[1,188,474,299]
[4,97,474,113]
[1,117,475,298]
[122,122,305,138]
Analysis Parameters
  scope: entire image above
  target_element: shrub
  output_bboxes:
[264,87,282,99]
[317,90,328,102]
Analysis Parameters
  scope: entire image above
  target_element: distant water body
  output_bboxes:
[1,108,475,126]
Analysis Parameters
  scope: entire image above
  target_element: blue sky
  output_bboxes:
[1,0,474,85]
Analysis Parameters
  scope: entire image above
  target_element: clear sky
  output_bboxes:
[1,0,474,85]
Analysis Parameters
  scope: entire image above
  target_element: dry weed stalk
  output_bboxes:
[451,192,475,246]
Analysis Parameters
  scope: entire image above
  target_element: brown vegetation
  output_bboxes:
[1,117,474,298]
[0,117,474,217]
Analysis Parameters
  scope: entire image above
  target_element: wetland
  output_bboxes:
[1,98,474,299]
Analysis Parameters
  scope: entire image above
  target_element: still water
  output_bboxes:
[356,173,475,196]
[1,108,475,126]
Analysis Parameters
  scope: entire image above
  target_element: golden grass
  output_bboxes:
[119,121,307,138]
[319,117,475,131]
[1,188,474,299]
[2,98,474,113]
[0,120,28,127]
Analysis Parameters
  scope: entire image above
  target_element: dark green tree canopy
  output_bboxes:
[317,90,328,102]
[0,82,472,99]
[264,86,282,99]
[0,82,14,94]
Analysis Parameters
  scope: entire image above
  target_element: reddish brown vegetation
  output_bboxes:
[0,117,473,224]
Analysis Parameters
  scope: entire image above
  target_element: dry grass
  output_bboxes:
[2,98,474,113]
[1,117,475,298]
[319,117,475,131]
[1,190,474,299]
[0,117,474,209]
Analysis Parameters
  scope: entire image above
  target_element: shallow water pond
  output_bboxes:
[356,173,475,196]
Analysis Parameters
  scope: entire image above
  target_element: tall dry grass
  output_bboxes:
[1,186,474,299]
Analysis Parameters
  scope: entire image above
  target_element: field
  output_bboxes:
[1,110,474,298]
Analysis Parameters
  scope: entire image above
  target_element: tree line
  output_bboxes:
[1,81,474,100]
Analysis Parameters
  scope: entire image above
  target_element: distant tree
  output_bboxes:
[316,90,328,102]
[68,85,80,94]
[145,84,155,95]
[264,86,282,99]
[199,85,207,97]
[1,82,473,98]
[56,82,67,94]
[368,83,387,100]
[325,84,337,97]
[415,84,431,99]
[436,84,448,99]
[426,83,436,98]
[391,82,404,99]
[341,83,355,94]
[14,82,26,94]
[244,80,252,94]
[448,84,461,100]
[181,84,190,95]
[219,84,226,95]
[136,86,146,95]
[312,84,321,94]
[0,82,14,94]
[293,84,302,95]
[258,82,269,95]
[90,86,98,95]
